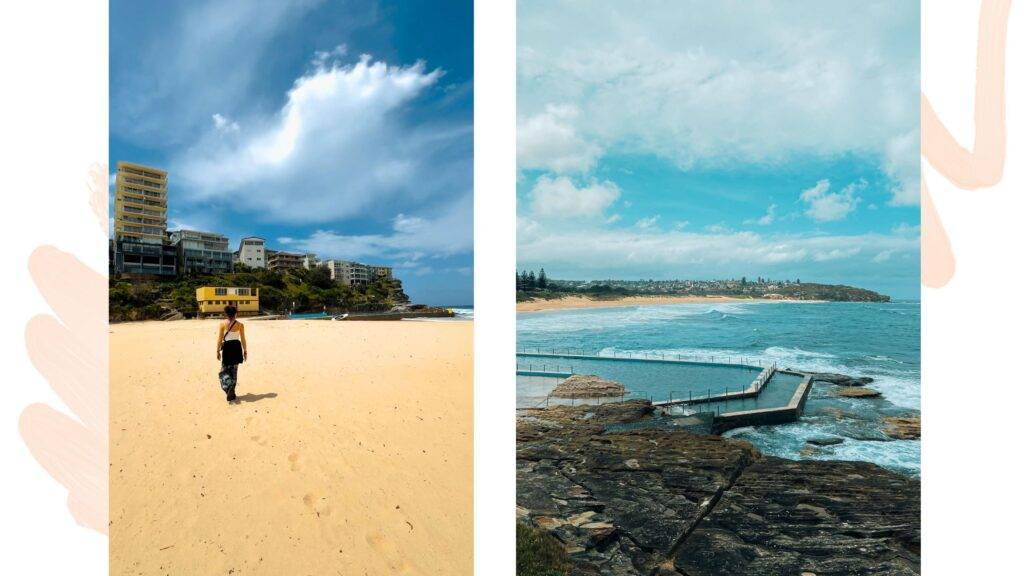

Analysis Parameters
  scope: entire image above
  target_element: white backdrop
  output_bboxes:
[0,1,1019,573]
[0,0,109,573]
[921,0,1022,572]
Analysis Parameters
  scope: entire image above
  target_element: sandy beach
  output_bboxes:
[516,294,759,313]
[110,319,472,575]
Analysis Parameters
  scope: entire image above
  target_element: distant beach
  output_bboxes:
[517,294,762,313]
[110,319,472,575]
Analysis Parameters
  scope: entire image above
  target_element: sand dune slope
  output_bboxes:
[110,319,472,575]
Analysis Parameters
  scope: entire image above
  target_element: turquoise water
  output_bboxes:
[517,301,920,475]
[517,354,762,400]
[515,367,804,415]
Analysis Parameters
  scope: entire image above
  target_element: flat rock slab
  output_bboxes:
[811,373,875,386]
[673,457,920,576]
[882,415,921,440]
[517,400,920,576]
[551,374,626,399]
[837,386,883,398]
[806,436,844,446]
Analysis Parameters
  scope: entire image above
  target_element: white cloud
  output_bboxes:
[891,222,921,236]
[519,226,915,271]
[529,176,620,219]
[884,130,920,205]
[173,53,469,225]
[745,204,778,226]
[112,0,331,144]
[517,104,600,173]
[282,192,472,262]
[212,113,240,133]
[635,216,660,229]
[312,44,349,68]
[872,250,894,263]
[518,0,919,181]
[800,179,864,222]
[813,247,861,262]
[605,214,622,224]
[518,215,542,241]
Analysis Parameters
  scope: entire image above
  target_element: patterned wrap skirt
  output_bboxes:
[219,340,244,391]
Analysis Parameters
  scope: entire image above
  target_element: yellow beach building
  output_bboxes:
[196,287,260,317]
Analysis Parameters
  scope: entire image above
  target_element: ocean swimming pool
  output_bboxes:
[516,352,779,408]
[517,301,921,475]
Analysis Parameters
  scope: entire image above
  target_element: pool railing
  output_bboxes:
[517,347,777,369]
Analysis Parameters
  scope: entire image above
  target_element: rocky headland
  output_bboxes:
[517,401,920,575]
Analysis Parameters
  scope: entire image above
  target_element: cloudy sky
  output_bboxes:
[517,0,920,299]
[110,0,473,305]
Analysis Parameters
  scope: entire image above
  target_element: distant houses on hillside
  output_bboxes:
[109,160,395,286]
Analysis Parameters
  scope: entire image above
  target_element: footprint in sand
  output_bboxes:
[365,531,421,575]
[302,493,333,517]
[288,452,303,471]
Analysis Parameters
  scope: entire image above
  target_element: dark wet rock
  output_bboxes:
[518,400,920,575]
[799,445,822,458]
[811,373,875,386]
[837,386,883,398]
[882,416,921,440]
[819,406,853,420]
[806,436,844,446]
[552,374,627,399]
[673,457,920,576]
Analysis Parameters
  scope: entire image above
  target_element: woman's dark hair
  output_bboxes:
[224,305,238,319]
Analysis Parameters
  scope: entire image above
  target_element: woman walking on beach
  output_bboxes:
[216,305,247,402]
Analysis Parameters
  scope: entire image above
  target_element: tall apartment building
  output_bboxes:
[266,249,305,271]
[234,237,266,269]
[169,229,234,275]
[322,259,371,286]
[112,161,177,276]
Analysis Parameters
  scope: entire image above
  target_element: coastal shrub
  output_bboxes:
[517,522,569,576]
[109,267,411,320]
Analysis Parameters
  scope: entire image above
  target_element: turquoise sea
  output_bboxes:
[517,300,920,475]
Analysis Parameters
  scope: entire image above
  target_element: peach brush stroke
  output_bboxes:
[19,165,109,535]
[86,162,109,237]
[921,0,1012,287]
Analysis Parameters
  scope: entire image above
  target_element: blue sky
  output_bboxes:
[517,1,921,299]
[110,0,473,305]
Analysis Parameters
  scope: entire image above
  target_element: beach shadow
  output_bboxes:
[233,392,278,404]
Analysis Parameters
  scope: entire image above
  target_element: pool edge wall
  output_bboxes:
[711,374,814,434]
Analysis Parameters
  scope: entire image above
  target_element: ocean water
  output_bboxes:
[517,301,920,475]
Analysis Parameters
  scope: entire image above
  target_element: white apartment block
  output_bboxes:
[235,236,266,269]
